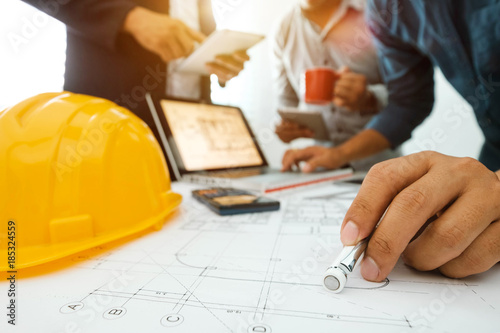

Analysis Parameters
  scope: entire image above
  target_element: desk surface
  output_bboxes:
[1,181,499,332]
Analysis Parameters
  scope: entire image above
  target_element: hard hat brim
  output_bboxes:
[0,192,181,271]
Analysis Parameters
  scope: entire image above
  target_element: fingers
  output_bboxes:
[155,19,204,60]
[281,147,342,173]
[155,18,201,60]
[301,153,335,173]
[281,147,321,172]
[337,72,362,82]
[123,9,207,62]
[277,128,314,143]
[206,50,250,83]
[206,62,235,83]
[438,221,500,278]
[186,27,207,43]
[400,166,500,276]
[174,29,197,56]
[360,167,464,281]
[343,152,500,282]
[167,34,189,59]
[402,193,495,272]
[276,130,314,143]
[333,85,354,108]
[281,149,299,171]
[343,152,448,282]
[345,152,500,282]
[233,49,250,62]
[157,43,175,63]
[169,23,204,58]
[275,120,314,143]
[215,54,245,72]
[277,119,301,130]
[342,153,437,246]
[333,72,368,110]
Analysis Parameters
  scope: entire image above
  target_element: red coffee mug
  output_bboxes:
[303,68,337,105]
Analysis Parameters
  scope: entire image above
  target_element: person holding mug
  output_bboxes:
[272,0,400,171]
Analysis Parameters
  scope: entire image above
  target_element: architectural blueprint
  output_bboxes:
[1,182,499,333]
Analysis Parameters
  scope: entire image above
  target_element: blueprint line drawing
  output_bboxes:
[1,183,499,333]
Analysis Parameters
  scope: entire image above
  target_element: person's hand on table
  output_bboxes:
[123,7,206,62]
[333,67,377,113]
[205,50,250,85]
[281,146,347,172]
[341,151,500,281]
[275,119,315,144]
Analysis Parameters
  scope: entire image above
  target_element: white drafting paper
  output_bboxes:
[1,182,499,332]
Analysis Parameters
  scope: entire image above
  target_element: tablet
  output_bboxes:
[175,29,265,75]
[278,108,330,141]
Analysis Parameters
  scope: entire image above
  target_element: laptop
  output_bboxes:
[146,94,353,194]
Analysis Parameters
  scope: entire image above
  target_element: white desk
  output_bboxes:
[1,181,499,332]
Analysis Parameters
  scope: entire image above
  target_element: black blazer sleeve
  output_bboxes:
[21,0,137,51]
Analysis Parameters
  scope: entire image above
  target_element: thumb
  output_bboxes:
[336,66,350,79]
[187,27,207,43]
[338,66,350,74]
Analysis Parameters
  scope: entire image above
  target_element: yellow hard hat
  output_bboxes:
[0,92,182,270]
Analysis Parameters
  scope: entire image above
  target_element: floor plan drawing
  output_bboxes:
[1,183,499,333]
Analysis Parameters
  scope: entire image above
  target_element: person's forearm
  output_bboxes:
[337,129,391,164]
[496,170,500,180]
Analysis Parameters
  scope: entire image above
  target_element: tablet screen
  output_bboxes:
[160,100,264,171]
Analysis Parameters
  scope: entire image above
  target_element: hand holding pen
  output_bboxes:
[327,152,500,292]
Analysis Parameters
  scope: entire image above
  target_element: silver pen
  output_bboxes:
[323,238,368,293]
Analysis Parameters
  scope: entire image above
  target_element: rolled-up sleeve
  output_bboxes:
[21,0,137,51]
[367,83,388,111]
[366,0,435,148]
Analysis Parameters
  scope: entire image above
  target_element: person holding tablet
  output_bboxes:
[273,0,400,171]
[20,0,250,122]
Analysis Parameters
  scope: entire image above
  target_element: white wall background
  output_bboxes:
[1,0,484,168]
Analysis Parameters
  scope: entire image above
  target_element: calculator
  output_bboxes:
[192,188,280,215]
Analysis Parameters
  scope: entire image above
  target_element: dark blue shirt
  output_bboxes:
[366,0,500,170]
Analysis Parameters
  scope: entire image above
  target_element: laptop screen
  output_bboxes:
[158,99,265,172]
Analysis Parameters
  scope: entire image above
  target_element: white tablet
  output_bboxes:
[278,108,330,141]
[174,29,265,75]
